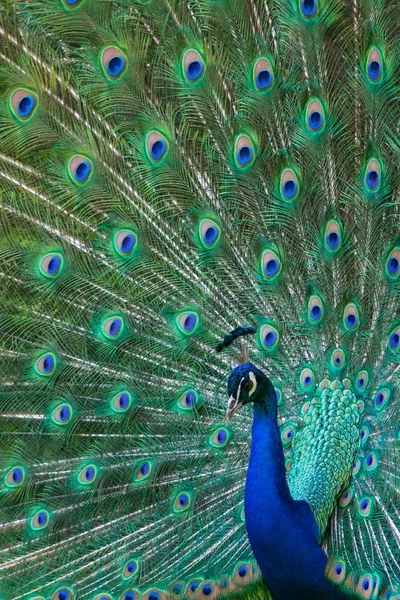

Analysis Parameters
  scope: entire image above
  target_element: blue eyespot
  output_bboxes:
[190,583,199,592]
[179,494,188,507]
[5,466,25,487]
[336,565,343,575]
[265,259,278,275]
[127,562,136,574]
[140,463,149,476]
[185,392,195,407]
[69,156,93,184]
[183,50,205,83]
[36,352,57,376]
[328,232,339,248]
[108,55,126,77]
[149,594,160,600]
[238,567,248,577]
[76,161,91,182]
[187,60,203,81]
[135,461,152,481]
[238,146,252,165]
[125,594,135,600]
[283,179,297,199]
[172,585,182,595]
[119,393,129,409]
[301,0,317,17]
[174,492,191,512]
[366,170,379,189]
[368,60,381,81]
[390,331,399,350]
[177,311,199,335]
[202,585,213,596]
[264,331,276,347]
[32,509,49,529]
[12,468,22,483]
[204,226,218,244]
[78,464,97,484]
[18,95,35,117]
[256,70,271,89]
[85,467,95,481]
[388,257,399,275]
[151,140,166,161]
[211,427,229,447]
[121,234,135,254]
[103,316,124,339]
[311,305,321,319]
[60,406,70,421]
[309,111,322,130]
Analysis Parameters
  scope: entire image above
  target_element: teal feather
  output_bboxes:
[0,0,399,598]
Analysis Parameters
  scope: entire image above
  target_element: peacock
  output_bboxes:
[0,0,399,598]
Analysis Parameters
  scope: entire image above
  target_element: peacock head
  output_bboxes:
[226,362,270,422]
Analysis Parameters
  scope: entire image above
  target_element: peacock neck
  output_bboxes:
[246,380,292,507]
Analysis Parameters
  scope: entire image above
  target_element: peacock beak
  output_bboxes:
[226,395,243,422]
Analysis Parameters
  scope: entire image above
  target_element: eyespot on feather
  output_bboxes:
[35,352,57,376]
[10,88,38,120]
[135,461,152,482]
[178,389,198,410]
[235,135,255,169]
[331,348,345,369]
[78,464,97,485]
[253,58,274,92]
[176,311,199,335]
[31,509,50,530]
[355,370,369,393]
[101,47,127,80]
[185,579,203,600]
[51,588,75,600]
[196,582,220,599]
[339,487,354,508]
[352,459,361,475]
[306,99,325,132]
[259,324,279,351]
[273,383,283,406]
[142,591,167,600]
[300,0,318,18]
[280,169,299,201]
[386,248,400,279]
[146,131,169,164]
[199,219,220,249]
[325,220,342,252]
[359,496,373,517]
[112,391,132,413]
[360,425,370,446]
[168,581,185,596]
[52,402,73,425]
[114,231,137,257]
[119,591,140,600]
[183,50,205,83]
[62,0,85,7]
[357,575,375,599]
[68,156,93,184]
[364,451,378,472]
[366,48,383,83]
[326,559,346,585]
[308,295,324,323]
[103,316,124,339]
[93,595,113,600]
[5,466,25,488]
[374,387,391,410]
[233,563,253,585]
[122,559,139,580]
[261,249,281,281]
[39,253,64,278]
[210,427,230,448]
[281,423,296,446]
[173,492,191,513]
[364,159,381,192]
[343,303,359,331]
[388,327,400,352]
[300,368,315,391]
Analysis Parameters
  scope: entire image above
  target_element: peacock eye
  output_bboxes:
[122,559,139,580]
[52,588,75,600]
[121,593,139,600]
[178,389,198,410]
[325,220,342,252]
[339,487,354,508]
[10,88,38,120]
[183,50,205,83]
[176,311,199,335]
[374,387,391,410]
[300,0,318,18]
[173,492,191,513]
[146,131,169,163]
[135,461,152,482]
[326,559,346,584]
[31,509,49,530]
[115,231,137,257]
[68,156,93,184]
[365,158,381,192]
[343,303,360,331]
[78,465,97,484]
[388,327,400,352]
[280,169,299,201]
[235,135,255,168]
[52,403,72,424]
[359,497,372,517]
[112,391,132,413]
[306,99,325,132]
[36,352,57,376]
[261,250,282,281]
[102,47,127,80]
[199,219,220,249]
[234,563,253,585]
[5,466,25,487]
[308,295,324,323]
[103,316,124,339]
[366,48,383,83]
[210,427,229,448]
[254,58,274,92]
[40,253,63,278]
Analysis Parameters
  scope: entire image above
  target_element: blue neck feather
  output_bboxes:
[244,379,345,600]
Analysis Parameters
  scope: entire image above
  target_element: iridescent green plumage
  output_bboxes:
[0,0,399,598]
